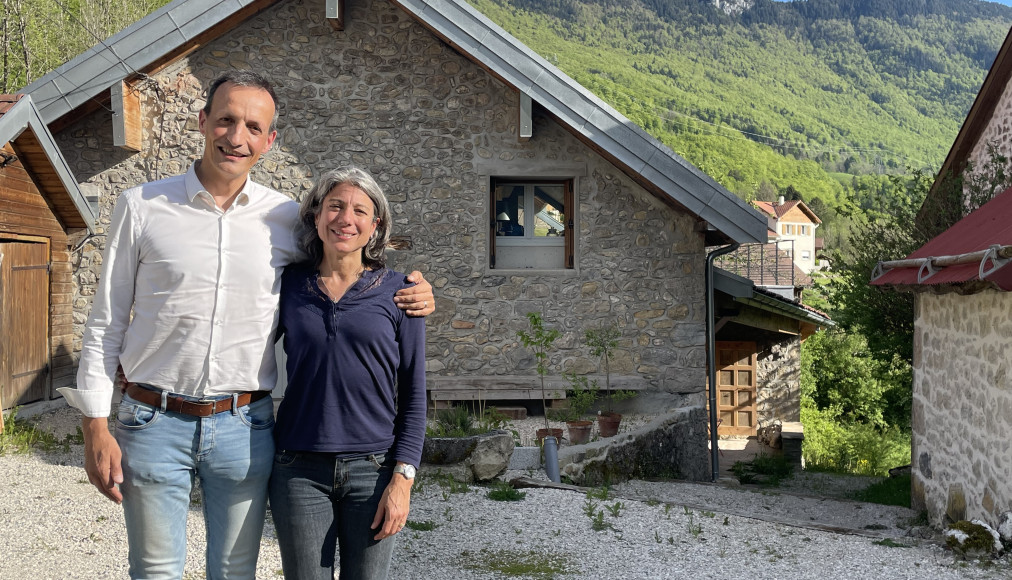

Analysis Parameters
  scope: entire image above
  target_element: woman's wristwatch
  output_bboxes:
[393,464,416,479]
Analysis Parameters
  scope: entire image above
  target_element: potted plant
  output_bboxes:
[585,323,635,437]
[517,312,562,443]
[552,372,599,444]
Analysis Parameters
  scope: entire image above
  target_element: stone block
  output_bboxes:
[492,406,527,420]
[508,446,541,471]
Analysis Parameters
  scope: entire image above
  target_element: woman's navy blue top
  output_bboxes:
[274,263,427,468]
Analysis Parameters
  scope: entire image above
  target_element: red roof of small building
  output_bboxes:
[871,185,1012,290]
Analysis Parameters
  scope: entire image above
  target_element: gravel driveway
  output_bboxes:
[1,406,1005,579]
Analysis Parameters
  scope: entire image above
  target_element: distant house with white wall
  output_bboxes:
[871,24,1012,528]
[753,198,822,274]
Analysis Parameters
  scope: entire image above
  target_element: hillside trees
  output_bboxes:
[2,0,171,93]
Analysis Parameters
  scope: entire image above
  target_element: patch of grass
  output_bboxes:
[486,480,526,502]
[853,473,911,507]
[427,405,477,438]
[419,470,470,497]
[458,548,576,579]
[405,520,437,531]
[0,408,64,455]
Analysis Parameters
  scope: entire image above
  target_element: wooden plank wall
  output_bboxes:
[0,143,74,404]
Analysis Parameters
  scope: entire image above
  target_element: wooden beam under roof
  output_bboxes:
[327,0,345,31]
[112,80,142,152]
[518,92,532,142]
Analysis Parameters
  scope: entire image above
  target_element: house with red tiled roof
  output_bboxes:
[753,197,822,274]
[870,24,1012,528]
[0,94,96,423]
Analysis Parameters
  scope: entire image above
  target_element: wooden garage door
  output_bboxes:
[716,341,757,436]
[1,241,50,407]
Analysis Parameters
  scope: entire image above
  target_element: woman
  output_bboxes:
[269,167,426,580]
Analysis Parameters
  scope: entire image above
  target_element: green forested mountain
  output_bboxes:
[466,0,1011,245]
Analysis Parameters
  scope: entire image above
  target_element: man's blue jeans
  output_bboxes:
[116,388,275,579]
[269,450,396,580]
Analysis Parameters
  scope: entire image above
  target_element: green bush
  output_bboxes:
[800,399,910,476]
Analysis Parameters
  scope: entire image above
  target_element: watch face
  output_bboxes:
[397,464,416,479]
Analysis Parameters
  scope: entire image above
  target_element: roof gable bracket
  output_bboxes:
[327,0,345,31]
[111,79,142,152]
[518,92,532,142]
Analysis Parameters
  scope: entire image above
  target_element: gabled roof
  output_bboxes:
[920,24,1012,218]
[0,95,97,234]
[754,199,822,224]
[22,0,766,246]
[22,0,279,128]
[871,185,1012,291]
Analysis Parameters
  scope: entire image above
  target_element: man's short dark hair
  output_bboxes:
[203,70,280,132]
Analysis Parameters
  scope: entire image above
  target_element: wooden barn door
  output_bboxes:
[715,341,757,436]
[0,240,50,407]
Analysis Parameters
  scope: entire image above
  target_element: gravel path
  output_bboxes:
[1,406,1007,579]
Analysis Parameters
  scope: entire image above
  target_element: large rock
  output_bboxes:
[421,430,514,483]
[557,406,708,486]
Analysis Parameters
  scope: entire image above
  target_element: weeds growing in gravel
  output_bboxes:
[0,407,79,455]
[486,481,526,502]
[458,548,575,579]
[406,520,437,531]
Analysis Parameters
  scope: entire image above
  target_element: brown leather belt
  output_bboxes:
[124,383,270,418]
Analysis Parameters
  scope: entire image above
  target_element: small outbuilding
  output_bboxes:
[871,23,1012,527]
[0,95,97,423]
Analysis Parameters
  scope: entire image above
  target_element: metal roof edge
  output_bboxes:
[714,268,754,299]
[739,292,834,326]
[714,269,832,326]
[21,0,254,124]
[396,0,766,244]
[0,96,98,234]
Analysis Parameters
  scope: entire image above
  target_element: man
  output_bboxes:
[58,70,434,579]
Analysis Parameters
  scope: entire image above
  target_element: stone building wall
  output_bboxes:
[58,0,708,408]
[755,336,801,426]
[912,290,1012,527]
[968,75,1012,172]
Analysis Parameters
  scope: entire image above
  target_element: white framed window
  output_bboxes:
[801,250,811,260]
[490,179,573,269]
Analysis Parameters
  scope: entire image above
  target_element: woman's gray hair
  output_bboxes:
[297,167,391,269]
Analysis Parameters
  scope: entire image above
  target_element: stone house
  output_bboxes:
[18,0,783,473]
[0,95,97,423]
[870,25,1012,527]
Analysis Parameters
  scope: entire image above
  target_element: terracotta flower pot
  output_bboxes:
[536,428,564,443]
[566,420,593,445]
[597,412,622,438]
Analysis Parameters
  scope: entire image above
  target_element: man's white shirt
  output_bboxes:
[62,165,300,417]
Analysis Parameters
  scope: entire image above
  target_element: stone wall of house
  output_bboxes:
[57,0,708,409]
[912,290,1012,527]
[968,75,1012,174]
[755,335,801,427]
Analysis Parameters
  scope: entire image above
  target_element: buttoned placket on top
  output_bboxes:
[200,189,246,391]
